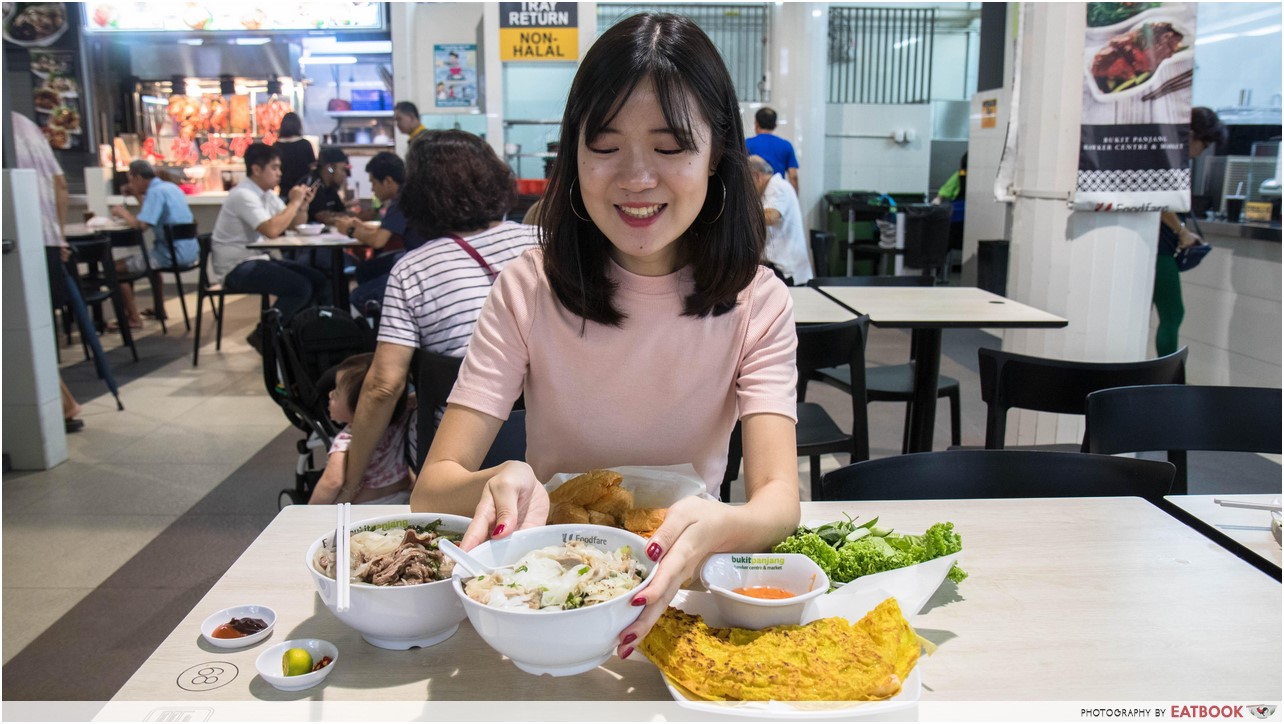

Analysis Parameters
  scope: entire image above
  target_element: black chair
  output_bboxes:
[1084,385,1283,495]
[978,346,1188,450]
[820,450,1175,502]
[807,276,962,451]
[192,233,268,366]
[156,222,200,332]
[66,236,139,361]
[108,227,166,333]
[412,350,526,474]
[795,316,872,501]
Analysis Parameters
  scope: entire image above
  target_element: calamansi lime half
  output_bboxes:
[282,647,313,677]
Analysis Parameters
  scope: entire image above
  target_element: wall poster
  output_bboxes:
[434,43,478,109]
[1074,2,1197,212]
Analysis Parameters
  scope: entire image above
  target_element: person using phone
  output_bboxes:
[305,147,357,226]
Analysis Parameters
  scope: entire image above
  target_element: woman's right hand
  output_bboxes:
[459,461,549,550]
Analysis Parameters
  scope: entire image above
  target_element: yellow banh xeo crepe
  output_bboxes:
[639,597,920,702]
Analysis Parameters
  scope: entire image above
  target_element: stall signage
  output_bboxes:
[499,2,578,61]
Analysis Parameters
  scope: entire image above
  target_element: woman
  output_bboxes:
[274,112,315,201]
[1153,107,1226,356]
[338,131,540,503]
[412,13,801,659]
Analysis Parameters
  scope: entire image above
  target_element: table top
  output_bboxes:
[248,233,360,249]
[788,286,856,324]
[64,222,132,239]
[818,286,1069,328]
[1164,494,1282,567]
[108,497,1279,711]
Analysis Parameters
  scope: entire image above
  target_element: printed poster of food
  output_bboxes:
[29,48,81,150]
[434,44,478,109]
[1075,2,1197,212]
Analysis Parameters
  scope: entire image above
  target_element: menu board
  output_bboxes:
[29,48,82,150]
[82,1,384,32]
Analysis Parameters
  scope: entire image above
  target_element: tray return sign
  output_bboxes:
[500,2,579,61]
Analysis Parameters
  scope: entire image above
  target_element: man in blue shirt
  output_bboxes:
[745,107,799,194]
[110,160,198,328]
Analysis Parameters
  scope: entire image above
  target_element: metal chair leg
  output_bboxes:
[192,291,204,367]
[173,272,191,331]
[215,295,225,351]
[948,387,962,447]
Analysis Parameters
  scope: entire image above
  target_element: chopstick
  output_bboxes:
[336,503,351,612]
[1140,69,1193,102]
[1214,498,1282,512]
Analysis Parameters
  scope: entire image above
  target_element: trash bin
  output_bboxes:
[902,204,951,278]
[977,239,1010,297]
[809,230,836,278]
[824,191,896,276]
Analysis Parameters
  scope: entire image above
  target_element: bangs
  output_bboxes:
[581,68,705,152]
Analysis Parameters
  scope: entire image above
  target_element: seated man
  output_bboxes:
[331,151,426,315]
[210,142,330,344]
[109,159,198,328]
[294,146,360,273]
[749,154,812,286]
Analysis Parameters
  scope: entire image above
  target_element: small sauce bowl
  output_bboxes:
[700,553,829,629]
[200,604,276,649]
[255,639,339,692]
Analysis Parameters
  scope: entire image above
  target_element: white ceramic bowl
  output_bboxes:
[700,553,829,629]
[305,513,471,650]
[452,524,657,676]
[295,223,325,236]
[200,604,276,649]
[255,638,338,692]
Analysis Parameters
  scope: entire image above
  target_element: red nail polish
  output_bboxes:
[621,633,637,645]
[620,646,634,660]
[646,542,662,561]
[492,524,505,537]
[631,596,647,607]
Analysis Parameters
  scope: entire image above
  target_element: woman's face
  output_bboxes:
[1190,137,1207,159]
[328,372,354,424]
[577,77,715,276]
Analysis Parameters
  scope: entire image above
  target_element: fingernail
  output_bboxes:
[492,524,505,537]
[621,632,637,646]
[631,596,647,607]
[646,542,662,561]
[620,646,634,660]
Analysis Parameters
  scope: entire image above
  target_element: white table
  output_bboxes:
[787,286,856,324]
[1164,494,1282,571]
[248,234,362,308]
[104,498,1279,717]
[818,286,1068,452]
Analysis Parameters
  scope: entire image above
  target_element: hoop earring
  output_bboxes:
[568,178,591,222]
[701,174,726,224]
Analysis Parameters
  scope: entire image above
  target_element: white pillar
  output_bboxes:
[3,169,67,470]
[768,3,829,232]
[1003,2,1158,447]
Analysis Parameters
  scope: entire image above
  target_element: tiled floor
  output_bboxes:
[3,274,1277,698]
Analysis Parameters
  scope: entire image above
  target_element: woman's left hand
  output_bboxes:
[614,495,734,659]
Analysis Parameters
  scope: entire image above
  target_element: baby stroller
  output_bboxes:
[261,306,377,507]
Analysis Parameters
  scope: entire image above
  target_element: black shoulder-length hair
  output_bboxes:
[400,129,516,239]
[539,13,764,327]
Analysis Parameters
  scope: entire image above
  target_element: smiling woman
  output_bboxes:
[412,12,801,663]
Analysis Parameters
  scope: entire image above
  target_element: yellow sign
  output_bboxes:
[981,98,998,129]
[500,27,578,61]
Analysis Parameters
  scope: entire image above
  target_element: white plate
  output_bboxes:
[646,589,921,719]
[1084,16,1193,103]
[3,3,68,47]
[200,604,276,649]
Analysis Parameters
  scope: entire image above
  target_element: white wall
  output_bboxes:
[1154,232,1282,387]
[824,104,933,193]
[1192,3,1284,111]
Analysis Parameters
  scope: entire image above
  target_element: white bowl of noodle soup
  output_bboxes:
[451,524,657,676]
[306,512,471,650]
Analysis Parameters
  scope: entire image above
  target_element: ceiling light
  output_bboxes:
[1195,32,1238,46]
[1244,24,1281,37]
[298,55,358,65]
[178,38,203,46]
[234,37,272,45]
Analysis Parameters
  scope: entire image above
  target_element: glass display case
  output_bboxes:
[122,76,306,191]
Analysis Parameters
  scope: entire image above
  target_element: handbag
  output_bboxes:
[1160,216,1212,272]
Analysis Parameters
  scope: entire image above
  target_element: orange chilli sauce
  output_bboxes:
[732,586,797,599]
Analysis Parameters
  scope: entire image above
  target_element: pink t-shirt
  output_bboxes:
[330,410,410,491]
[450,248,798,495]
